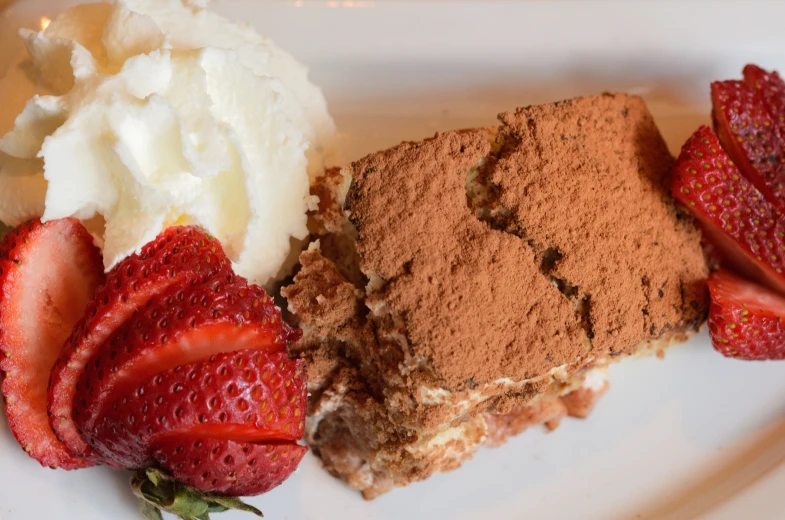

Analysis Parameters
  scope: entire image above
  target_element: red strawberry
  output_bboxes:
[48,226,231,460]
[0,220,306,515]
[711,79,785,209]
[0,219,104,469]
[743,64,785,135]
[672,125,785,294]
[84,349,306,469]
[707,269,785,360]
[152,437,307,496]
[72,273,300,455]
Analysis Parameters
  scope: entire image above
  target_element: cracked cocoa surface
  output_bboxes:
[346,93,709,391]
[494,95,709,352]
[348,130,584,390]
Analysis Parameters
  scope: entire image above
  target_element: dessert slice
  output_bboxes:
[284,93,709,498]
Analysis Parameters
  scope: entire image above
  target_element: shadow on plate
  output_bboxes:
[621,418,785,520]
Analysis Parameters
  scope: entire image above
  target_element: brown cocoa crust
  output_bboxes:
[346,93,708,390]
[282,248,361,333]
[494,94,708,356]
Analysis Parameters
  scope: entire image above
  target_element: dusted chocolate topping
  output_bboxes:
[494,94,707,355]
[283,248,361,334]
[347,131,584,389]
[347,93,708,390]
[281,248,367,391]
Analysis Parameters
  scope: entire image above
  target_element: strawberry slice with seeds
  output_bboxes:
[743,64,785,135]
[707,269,785,360]
[48,226,232,459]
[673,125,785,294]
[72,273,300,452]
[711,79,785,209]
[0,219,104,469]
[84,349,306,469]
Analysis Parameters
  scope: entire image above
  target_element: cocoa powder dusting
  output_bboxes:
[346,93,708,390]
[494,94,708,355]
[282,248,361,333]
[281,249,366,391]
[348,131,584,389]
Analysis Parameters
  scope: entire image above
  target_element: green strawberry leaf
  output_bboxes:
[131,468,263,520]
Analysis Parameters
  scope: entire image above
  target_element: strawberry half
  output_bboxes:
[72,273,300,454]
[707,270,785,360]
[672,125,785,294]
[85,349,306,469]
[0,219,104,469]
[48,226,231,459]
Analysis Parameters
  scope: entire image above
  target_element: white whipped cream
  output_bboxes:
[0,0,336,286]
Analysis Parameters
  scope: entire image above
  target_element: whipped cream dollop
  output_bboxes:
[0,0,336,286]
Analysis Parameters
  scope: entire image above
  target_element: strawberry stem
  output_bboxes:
[131,468,263,520]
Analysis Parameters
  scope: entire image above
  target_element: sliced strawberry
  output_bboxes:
[707,270,785,360]
[0,219,104,469]
[48,226,231,459]
[72,274,301,455]
[672,125,785,294]
[152,437,307,496]
[743,64,785,136]
[711,80,785,209]
[84,349,306,469]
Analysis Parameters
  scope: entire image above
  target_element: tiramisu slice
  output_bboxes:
[283,93,709,498]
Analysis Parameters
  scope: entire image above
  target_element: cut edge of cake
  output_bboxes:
[286,93,709,498]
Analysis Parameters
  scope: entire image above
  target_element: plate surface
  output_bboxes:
[1,1,785,519]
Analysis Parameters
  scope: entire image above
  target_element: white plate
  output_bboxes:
[1,1,785,519]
